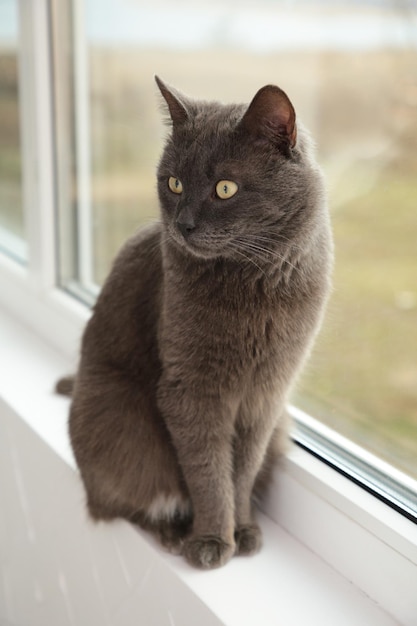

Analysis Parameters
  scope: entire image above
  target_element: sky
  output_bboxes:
[0,0,416,51]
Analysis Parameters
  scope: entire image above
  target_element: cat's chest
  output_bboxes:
[160,274,285,386]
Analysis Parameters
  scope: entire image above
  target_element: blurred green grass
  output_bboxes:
[296,171,417,474]
[0,53,23,239]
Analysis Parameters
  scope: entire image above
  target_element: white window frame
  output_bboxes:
[72,0,97,293]
[0,1,416,623]
[0,0,89,363]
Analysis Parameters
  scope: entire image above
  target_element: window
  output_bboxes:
[1,1,416,515]
[0,0,26,262]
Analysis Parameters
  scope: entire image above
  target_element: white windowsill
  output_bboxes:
[1,304,416,626]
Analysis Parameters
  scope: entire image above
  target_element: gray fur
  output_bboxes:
[63,78,333,569]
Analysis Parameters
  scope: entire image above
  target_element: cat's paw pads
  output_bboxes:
[183,535,235,569]
[234,523,262,556]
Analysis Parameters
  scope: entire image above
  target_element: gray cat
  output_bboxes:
[59,77,332,569]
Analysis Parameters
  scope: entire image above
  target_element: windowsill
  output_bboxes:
[1,305,415,626]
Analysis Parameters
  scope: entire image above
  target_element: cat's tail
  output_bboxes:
[55,375,75,397]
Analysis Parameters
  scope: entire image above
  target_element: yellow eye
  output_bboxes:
[168,177,183,194]
[216,180,238,200]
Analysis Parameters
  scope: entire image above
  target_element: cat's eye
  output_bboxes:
[168,177,183,194]
[215,180,238,200]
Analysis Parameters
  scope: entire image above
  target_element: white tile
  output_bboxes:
[33,485,112,625]
[1,568,17,625]
[4,406,81,523]
[111,558,220,626]
[110,523,155,593]
[4,540,72,626]
[83,520,138,615]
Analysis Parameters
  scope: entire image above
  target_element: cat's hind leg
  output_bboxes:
[84,471,193,554]
[132,496,193,554]
[69,375,192,555]
[87,486,192,554]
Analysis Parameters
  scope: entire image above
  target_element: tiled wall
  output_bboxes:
[0,404,219,626]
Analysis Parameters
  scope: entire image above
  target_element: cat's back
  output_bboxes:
[80,222,164,371]
[97,221,163,300]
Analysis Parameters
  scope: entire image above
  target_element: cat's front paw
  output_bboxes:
[234,523,262,556]
[183,535,235,569]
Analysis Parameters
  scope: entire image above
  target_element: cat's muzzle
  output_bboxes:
[176,218,196,239]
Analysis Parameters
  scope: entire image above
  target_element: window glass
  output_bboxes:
[56,0,417,482]
[0,0,25,261]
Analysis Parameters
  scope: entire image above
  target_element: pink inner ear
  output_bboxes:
[274,102,291,126]
[242,85,297,148]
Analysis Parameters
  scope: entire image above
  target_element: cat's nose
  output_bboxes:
[176,216,196,239]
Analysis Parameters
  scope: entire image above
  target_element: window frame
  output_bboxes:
[0,0,90,361]
[0,1,416,623]
[292,406,417,525]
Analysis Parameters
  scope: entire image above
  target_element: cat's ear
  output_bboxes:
[239,85,297,150]
[155,76,190,127]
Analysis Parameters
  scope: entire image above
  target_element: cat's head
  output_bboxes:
[156,77,321,263]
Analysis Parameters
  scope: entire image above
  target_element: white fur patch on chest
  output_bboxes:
[146,493,191,522]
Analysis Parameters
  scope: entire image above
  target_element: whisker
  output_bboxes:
[232,238,283,260]
[231,238,303,276]
[153,227,303,278]
[228,242,267,276]
[146,232,172,256]
[240,232,304,252]
[235,239,275,255]
[235,243,277,262]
